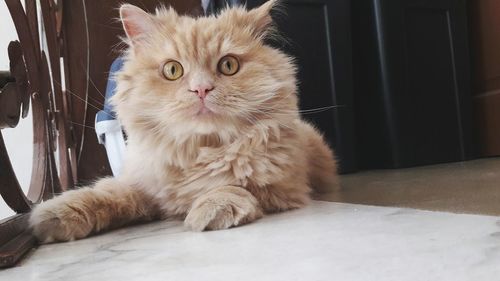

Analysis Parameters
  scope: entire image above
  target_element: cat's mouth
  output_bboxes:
[197,106,213,115]
[195,102,215,116]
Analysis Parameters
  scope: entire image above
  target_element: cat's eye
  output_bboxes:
[161,60,184,81]
[218,55,240,76]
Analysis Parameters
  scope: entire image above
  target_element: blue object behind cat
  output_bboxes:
[95,57,126,176]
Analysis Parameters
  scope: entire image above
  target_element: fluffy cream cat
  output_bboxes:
[29,0,338,243]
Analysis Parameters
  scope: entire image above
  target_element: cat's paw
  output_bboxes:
[29,191,95,243]
[184,198,263,232]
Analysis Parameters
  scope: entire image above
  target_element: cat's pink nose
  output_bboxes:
[189,85,214,99]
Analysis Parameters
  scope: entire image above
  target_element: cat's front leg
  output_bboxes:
[184,186,263,231]
[29,178,157,243]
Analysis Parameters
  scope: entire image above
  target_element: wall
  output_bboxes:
[469,0,500,156]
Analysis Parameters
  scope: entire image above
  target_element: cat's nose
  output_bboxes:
[189,85,214,100]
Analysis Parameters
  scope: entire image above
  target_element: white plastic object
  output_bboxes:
[95,117,126,176]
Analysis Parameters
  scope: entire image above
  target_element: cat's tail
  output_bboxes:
[299,121,340,193]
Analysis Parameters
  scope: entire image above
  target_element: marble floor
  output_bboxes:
[2,158,500,280]
[1,201,500,281]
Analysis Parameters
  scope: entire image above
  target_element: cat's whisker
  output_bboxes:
[222,91,344,115]
[69,121,96,130]
[238,108,297,132]
[254,104,344,114]
[298,105,345,113]
[75,62,106,100]
[53,80,108,113]
[254,113,298,132]
[62,87,115,120]
[228,104,290,117]
[53,80,104,108]
[87,75,107,100]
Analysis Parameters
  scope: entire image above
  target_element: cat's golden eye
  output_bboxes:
[218,55,240,76]
[161,60,183,81]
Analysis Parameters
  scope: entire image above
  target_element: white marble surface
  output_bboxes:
[1,201,500,281]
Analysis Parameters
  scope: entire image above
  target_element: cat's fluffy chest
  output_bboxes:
[193,122,300,184]
[159,127,300,215]
[124,122,303,215]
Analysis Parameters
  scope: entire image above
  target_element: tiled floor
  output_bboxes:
[1,158,500,280]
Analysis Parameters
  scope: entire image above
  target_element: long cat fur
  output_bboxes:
[29,0,338,243]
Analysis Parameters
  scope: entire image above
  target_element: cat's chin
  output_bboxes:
[186,115,238,136]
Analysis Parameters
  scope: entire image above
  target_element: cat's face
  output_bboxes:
[114,1,298,140]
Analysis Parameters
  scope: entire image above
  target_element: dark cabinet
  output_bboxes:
[248,0,357,173]
[352,0,474,169]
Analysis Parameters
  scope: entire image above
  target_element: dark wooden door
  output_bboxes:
[248,0,357,173]
[469,0,500,156]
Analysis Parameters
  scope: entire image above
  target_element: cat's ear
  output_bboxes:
[246,0,278,38]
[119,4,155,45]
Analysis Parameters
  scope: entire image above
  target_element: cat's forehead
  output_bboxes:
[155,14,255,63]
